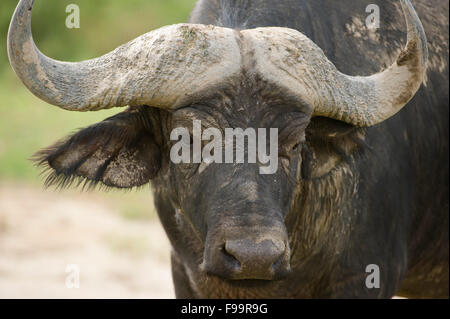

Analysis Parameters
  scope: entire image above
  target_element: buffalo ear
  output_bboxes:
[303,117,367,179]
[33,106,161,189]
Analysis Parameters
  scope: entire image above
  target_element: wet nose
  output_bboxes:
[225,238,285,272]
[203,238,290,280]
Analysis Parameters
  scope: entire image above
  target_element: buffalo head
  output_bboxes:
[8,0,427,284]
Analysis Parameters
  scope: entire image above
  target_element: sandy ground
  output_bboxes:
[0,184,174,299]
[0,183,409,299]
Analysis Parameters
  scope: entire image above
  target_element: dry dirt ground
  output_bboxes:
[0,183,174,298]
[0,183,408,299]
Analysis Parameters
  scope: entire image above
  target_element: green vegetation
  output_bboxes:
[0,0,197,219]
[0,0,197,69]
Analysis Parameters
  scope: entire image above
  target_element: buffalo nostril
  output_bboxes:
[224,239,286,274]
[202,237,290,280]
[219,244,242,271]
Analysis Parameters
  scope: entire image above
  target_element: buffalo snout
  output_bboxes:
[202,228,291,281]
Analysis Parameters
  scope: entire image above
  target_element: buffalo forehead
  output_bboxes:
[171,26,319,112]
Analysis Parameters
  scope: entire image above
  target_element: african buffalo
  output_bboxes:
[8,0,448,298]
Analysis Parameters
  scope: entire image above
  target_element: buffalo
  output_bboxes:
[8,0,448,298]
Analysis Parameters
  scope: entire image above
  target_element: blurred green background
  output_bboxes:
[0,0,197,219]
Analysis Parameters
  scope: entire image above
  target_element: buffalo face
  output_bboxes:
[161,83,313,281]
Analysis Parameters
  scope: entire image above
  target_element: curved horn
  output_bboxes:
[243,0,428,127]
[314,0,429,126]
[8,0,241,111]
